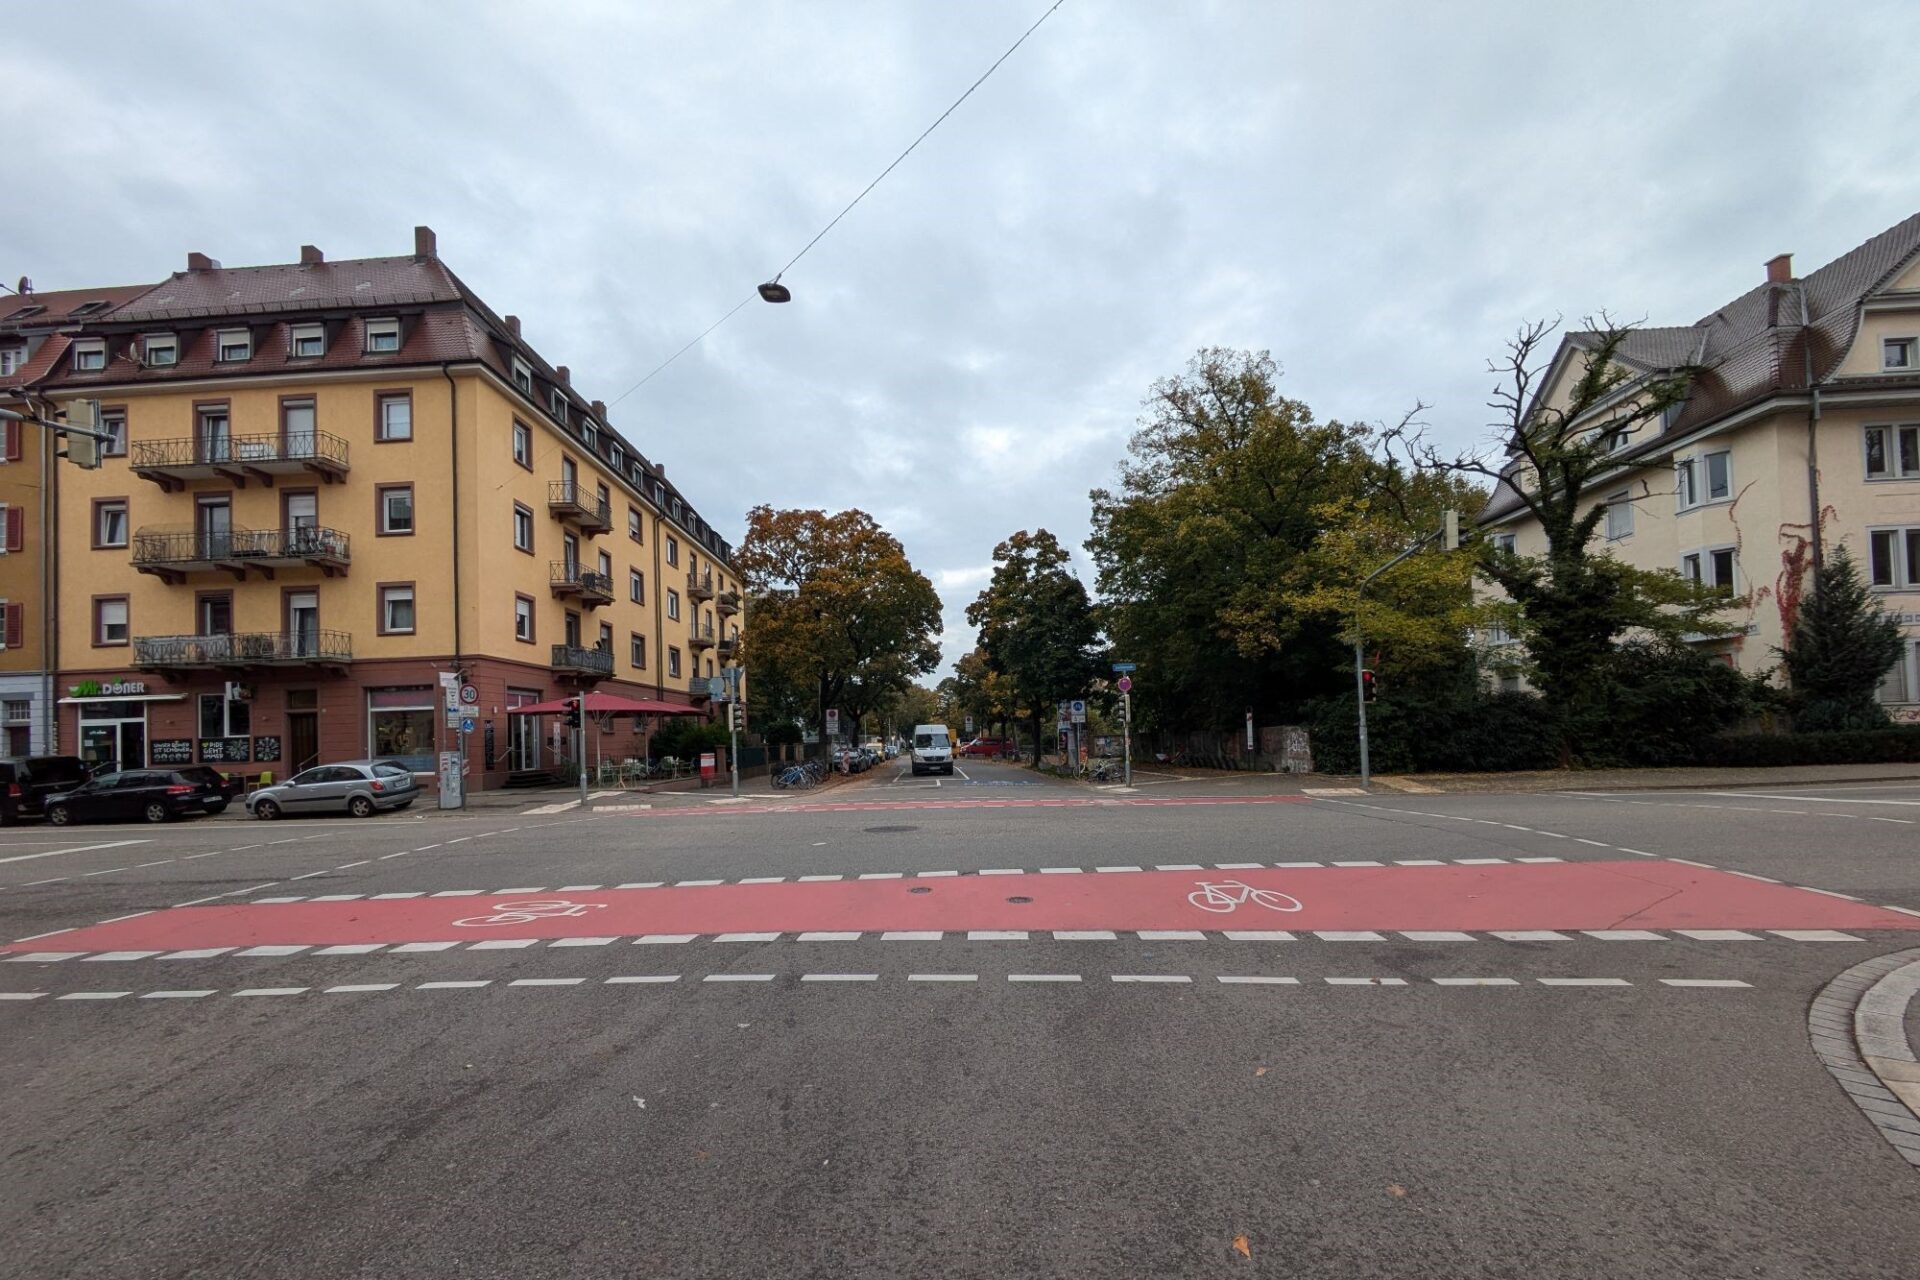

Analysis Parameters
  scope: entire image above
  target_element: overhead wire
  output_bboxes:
[608,0,1068,407]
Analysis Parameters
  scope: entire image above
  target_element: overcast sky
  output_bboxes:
[9,1,1919,672]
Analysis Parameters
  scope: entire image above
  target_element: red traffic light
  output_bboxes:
[1360,669,1378,703]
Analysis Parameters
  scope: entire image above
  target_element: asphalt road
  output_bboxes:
[4,761,1918,1278]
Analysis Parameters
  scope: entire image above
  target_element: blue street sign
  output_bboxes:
[1111,662,1136,672]
[459,716,476,734]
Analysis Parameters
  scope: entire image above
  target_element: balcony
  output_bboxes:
[687,569,716,601]
[131,432,349,492]
[716,635,738,660]
[688,620,716,652]
[549,562,614,607]
[551,642,614,680]
[716,589,741,617]
[548,481,612,535]
[131,527,351,583]
[134,629,352,673]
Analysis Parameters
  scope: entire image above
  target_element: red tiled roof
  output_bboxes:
[114,257,462,322]
[1,283,152,332]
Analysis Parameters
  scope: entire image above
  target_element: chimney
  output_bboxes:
[556,365,570,386]
[414,225,437,259]
[654,461,667,477]
[187,252,219,272]
[504,314,520,337]
[1766,253,1793,284]
[591,399,606,421]
[299,245,324,265]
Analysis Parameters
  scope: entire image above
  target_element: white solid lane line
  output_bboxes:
[0,839,148,866]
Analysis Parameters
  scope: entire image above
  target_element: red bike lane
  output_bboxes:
[9,861,1918,954]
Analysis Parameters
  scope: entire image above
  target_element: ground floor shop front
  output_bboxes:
[55,657,712,792]
[0,673,52,756]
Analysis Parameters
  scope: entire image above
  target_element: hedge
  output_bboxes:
[1694,726,1920,768]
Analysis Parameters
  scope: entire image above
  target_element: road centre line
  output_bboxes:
[0,840,149,866]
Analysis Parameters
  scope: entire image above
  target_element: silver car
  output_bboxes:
[245,759,419,820]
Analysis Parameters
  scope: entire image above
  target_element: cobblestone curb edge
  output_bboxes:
[1809,947,1920,1169]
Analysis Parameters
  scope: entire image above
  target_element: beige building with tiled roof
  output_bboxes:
[1478,214,1920,718]
[33,228,743,787]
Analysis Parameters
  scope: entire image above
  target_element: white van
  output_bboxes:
[910,724,954,776]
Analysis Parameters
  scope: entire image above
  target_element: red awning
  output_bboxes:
[506,691,703,716]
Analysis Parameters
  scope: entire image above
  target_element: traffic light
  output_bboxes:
[1360,669,1378,703]
[61,399,103,470]
[563,696,582,729]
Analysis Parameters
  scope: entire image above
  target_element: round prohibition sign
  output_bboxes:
[1186,879,1304,914]
[453,899,609,927]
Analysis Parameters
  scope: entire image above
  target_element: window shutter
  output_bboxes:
[3,419,19,462]
[3,506,20,552]
[3,603,22,650]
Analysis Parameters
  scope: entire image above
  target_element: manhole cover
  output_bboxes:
[1006,896,1033,904]
[862,825,919,834]
[908,886,933,895]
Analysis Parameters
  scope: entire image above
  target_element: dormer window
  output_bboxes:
[72,339,107,371]
[609,444,623,471]
[70,300,110,317]
[0,347,22,376]
[216,329,251,362]
[549,387,567,421]
[582,423,598,451]
[4,304,44,321]
[654,482,665,507]
[289,323,325,358]
[1884,337,1916,371]
[365,317,401,353]
[143,334,178,367]
[672,498,683,521]
[512,358,533,394]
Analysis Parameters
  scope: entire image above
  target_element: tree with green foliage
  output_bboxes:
[735,507,942,757]
[1778,545,1906,731]
[1088,348,1391,733]
[1403,319,1735,764]
[965,530,1102,765]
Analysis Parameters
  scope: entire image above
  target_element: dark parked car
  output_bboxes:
[176,766,245,810]
[44,769,229,826]
[0,755,93,825]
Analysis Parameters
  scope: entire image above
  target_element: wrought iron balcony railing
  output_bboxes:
[549,562,614,604]
[687,570,716,600]
[131,526,350,577]
[551,643,614,677]
[131,432,350,489]
[715,589,741,615]
[133,629,353,668]
[547,481,612,533]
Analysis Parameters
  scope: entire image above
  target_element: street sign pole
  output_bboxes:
[1123,690,1132,786]
[727,666,742,800]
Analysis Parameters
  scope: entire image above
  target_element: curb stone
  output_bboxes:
[1808,947,1920,1168]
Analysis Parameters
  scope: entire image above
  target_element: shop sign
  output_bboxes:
[68,679,148,698]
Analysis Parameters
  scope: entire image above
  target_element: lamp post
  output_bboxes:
[1351,512,1460,791]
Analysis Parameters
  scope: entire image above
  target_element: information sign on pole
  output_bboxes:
[1070,700,1087,725]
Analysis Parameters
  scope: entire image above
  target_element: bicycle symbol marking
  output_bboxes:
[1185,880,1304,914]
[452,899,609,928]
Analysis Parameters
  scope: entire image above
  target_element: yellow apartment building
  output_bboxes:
[40,228,743,786]
[3,284,153,755]
[1477,213,1920,721]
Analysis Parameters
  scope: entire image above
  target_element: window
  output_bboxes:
[549,388,567,421]
[1681,547,1738,595]
[365,318,400,353]
[1678,450,1732,507]
[289,323,325,358]
[1878,638,1919,706]
[628,507,642,542]
[94,596,128,646]
[379,584,416,634]
[367,688,434,772]
[655,482,665,508]
[143,334,178,366]
[377,484,414,535]
[376,392,412,442]
[1706,450,1731,501]
[597,549,612,580]
[513,502,534,552]
[1867,527,1920,589]
[564,611,581,646]
[197,594,232,636]
[668,647,682,678]
[70,300,109,317]
[666,589,680,621]
[512,358,533,394]
[94,499,128,549]
[72,340,106,371]
[583,424,598,452]
[610,444,624,471]
[3,698,27,756]
[0,347,22,376]
[512,420,532,469]
[514,594,535,642]
[666,536,679,567]
[216,329,251,362]
[629,569,644,604]
[672,498,683,522]
[1490,532,1517,555]
[3,305,43,321]
[1883,337,1916,370]
[630,633,647,668]
[100,408,127,456]
[199,692,251,740]
[597,622,613,652]
[596,482,610,517]
[1604,490,1633,541]
[1865,425,1920,480]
